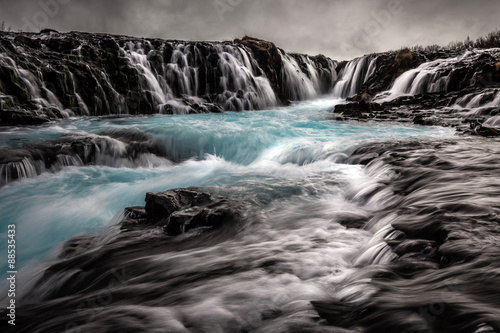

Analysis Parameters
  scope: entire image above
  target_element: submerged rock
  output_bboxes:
[0,109,51,126]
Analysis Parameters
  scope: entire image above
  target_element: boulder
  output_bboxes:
[118,188,243,236]
[413,115,442,126]
[39,28,59,34]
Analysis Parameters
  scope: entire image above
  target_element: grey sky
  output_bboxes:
[0,0,498,60]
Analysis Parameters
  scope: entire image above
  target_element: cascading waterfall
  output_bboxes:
[375,49,500,103]
[280,50,337,101]
[69,72,90,115]
[0,133,173,187]
[484,115,500,127]
[0,33,340,123]
[0,157,38,186]
[382,58,452,97]
[280,51,317,100]
[212,44,277,110]
[0,53,70,115]
[122,41,171,106]
[119,40,280,113]
[454,88,500,110]
[331,54,377,98]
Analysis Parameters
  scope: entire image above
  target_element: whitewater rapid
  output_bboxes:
[0,99,455,270]
[0,98,457,332]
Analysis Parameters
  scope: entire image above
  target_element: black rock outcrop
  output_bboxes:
[121,188,243,236]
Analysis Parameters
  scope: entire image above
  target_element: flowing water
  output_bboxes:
[374,48,500,103]
[2,30,500,331]
[0,98,456,332]
[332,55,377,99]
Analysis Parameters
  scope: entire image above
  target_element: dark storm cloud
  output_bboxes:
[0,0,498,60]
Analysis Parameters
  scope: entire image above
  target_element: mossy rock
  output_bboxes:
[395,48,413,66]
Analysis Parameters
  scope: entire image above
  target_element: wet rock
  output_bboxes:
[0,130,172,186]
[119,206,148,230]
[413,115,442,126]
[122,188,244,236]
[0,109,50,126]
[332,100,383,120]
[476,126,500,137]
[44,38,81,53]
[235,36,285,103]
[192,102,223,114]
[311,300,364,328]
[467,119,500,136]
[39,28,59,34]
[13,35,41,49]
[315,138,500,331]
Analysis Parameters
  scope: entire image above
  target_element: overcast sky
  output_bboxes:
[0,0,498,60]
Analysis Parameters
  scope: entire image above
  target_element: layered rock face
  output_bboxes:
[0,32,337,125]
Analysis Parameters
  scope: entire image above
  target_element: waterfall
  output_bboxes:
[122,41,171,106]
[455,89,500,109]
[0,53,66,111]
[331,54,378,98]
[0,157,39,186]
[212,44,277,110]
[0,33,339,122]
[69,72,90,115]
[375,49,500,102]
[0,133,172,187]
[484,115,500,127]
[280,51,337,101]
[387,59,452,96]
[280,51,317,100]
